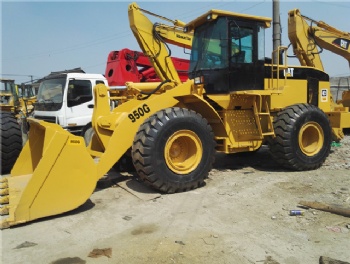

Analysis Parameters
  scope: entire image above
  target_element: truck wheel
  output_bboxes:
[1,111,23,174]
[269,104,332,170]
[81,124,94,146]
[132,107,216,193]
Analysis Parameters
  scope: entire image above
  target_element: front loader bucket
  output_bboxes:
[0,119,97,228]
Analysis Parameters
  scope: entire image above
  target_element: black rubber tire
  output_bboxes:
[81,123,94,146]
[1,111,23,174]
[268,104,332,171]
[113,151,135,172]
[132,107,216,193]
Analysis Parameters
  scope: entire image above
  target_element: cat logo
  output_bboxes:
[283,68,294,77]
[333,38,349,50]
[321,89,328,102]
[340,39,349,49]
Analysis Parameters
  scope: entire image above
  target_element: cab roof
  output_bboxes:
[185,9,271,32]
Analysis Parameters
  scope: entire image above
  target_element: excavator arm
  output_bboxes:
[310,17,350,68]
[128,2,192,85]
[288,9,350,71]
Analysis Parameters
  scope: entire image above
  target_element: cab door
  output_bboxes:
[64,79,95,128]
[228,21,265,91]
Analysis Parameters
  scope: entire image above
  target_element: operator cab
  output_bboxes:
[185,9,271,93]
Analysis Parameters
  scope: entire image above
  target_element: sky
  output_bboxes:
[1,0,350,84]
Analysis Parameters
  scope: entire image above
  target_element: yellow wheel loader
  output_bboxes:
[1,2,350,228]
[1,79,36,174]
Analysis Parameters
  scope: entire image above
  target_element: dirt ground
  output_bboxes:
[1,135,349,264]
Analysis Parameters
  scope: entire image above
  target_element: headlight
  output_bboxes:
[194,76,204,84]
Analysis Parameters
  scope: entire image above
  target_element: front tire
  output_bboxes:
[132,107,216,193]
[269,104,332,170]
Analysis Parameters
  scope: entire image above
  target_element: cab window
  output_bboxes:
[67,80,92,107]
[230,26,253,63]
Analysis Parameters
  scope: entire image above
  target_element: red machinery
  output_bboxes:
[105,48,189,86]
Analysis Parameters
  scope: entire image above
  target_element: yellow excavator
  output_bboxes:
[1,2,350,228]
[288,9,350,108]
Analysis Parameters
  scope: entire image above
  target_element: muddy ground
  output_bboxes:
[1,135,349,264]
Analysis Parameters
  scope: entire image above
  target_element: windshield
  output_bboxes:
[0,81,16,93]
[18,85,36,98]
[36,77,66,111]
[0,81,19,102]
[189,17,229,75]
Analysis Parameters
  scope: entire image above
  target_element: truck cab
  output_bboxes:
[33,73,108,140]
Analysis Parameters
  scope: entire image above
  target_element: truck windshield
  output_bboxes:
[35,77,66,111]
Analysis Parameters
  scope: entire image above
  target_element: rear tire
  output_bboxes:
[269,104,332,170]
[132,107,216,193]
[1,111,23,174]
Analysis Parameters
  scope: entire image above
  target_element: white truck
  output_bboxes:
[33,73,109,144]
[32,49,190,146]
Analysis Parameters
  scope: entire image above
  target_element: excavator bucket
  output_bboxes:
[0,118,98,229]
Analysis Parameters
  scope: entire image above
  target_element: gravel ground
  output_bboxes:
[1,134,349,264]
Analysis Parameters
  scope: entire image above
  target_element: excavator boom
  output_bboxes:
[128,2,192,85]
[288,9,350,70]
[288,9,324,71]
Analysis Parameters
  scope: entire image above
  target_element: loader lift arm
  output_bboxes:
[288,9,350,71]
[128,2,192,85]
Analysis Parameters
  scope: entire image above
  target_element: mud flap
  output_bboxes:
[0,119,97,228]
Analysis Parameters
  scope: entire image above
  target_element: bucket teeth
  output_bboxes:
[0,206,9,215]
[0,177,10,224]
[0,182,8,189]
[0,188,9,196]
[0,177,8,183]
[0,196,9,204]
[0,219,10,230]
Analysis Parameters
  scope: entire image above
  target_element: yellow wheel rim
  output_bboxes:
[164,130,203,174]
[298,122,324,156]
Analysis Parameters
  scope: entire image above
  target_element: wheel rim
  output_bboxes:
[298,122,324,156]
[164,130,203,174]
